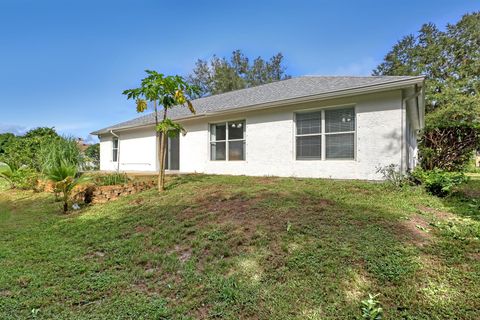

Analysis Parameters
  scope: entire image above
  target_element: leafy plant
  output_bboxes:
[40,136,84,173]
[411,168,469,197]
[11,167,39,190]
[361,294,383,320]
[94,172,130,186]
[374,13,480,171]
[0,162,38,190]
[84,143,100,170]
[0,162,14,188]
[376,164,409,187]
[45,161,90,213]
[0,127,60,171]
[123,70,199,192]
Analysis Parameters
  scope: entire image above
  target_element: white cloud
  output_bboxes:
[83,135,99,144]
[0,124,28,135]
[333,57,378,76]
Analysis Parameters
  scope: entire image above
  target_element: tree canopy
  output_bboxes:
[123,70,199,191]
[374,12,480,171]
[188,50,291,96]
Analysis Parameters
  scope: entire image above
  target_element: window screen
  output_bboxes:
[325,107,355,159]
[296,136,321,159]
[112,138,119,162]
[210,120,245,161]
[295,112,321,160]
[325,108,355,133]
[295,107,355,160]
[325,133,354,159]
[296,112,321,135]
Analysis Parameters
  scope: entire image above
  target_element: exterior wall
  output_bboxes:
[99,127,157,172]
[404,88,420,171]
[98,90,412,180]
[179,90,404,180]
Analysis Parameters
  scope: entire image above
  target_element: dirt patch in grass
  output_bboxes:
[0,290,12,297]
[193,304,211,319]
[402,215,433,247]
[347,186,374,195]
[84,251,106,261]
[384,214,433,248]
[169,244,192,263]
[135,225,153,234]
[418,205,454,220]
[129,197,144,205]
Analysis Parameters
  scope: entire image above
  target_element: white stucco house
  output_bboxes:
[92,76,425,180]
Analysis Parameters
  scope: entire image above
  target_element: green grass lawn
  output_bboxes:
[0,175,479,319]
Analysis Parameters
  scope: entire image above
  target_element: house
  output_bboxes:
[91,76,425,180]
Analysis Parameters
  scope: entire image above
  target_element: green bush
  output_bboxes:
[376,164,409,188]
[93,172,130,186]
[411,168,469,197]
[40,136,84,172]
[10,167,39,190]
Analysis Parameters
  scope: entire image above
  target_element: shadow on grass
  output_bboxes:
[1,175,478,319]
[441,179,480,221]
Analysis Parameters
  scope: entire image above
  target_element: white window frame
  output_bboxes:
[112,137,119,162]
[294,105,356,161]
[294,111,323,160]
[209,120,246,161]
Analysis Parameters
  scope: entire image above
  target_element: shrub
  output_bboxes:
[0,162,38,190]
[411,168,469,197]
[11,167,39,190]
[40,136,84,172]
[376,164,409,187]
[45,161,90,213]
[93,172,130,186]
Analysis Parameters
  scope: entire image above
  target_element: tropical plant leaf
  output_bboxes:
[0,162,13,178]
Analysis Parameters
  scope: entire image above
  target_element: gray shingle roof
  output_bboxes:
[91,75,423,135]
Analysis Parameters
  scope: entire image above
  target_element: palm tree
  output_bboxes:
[45,161,90,213]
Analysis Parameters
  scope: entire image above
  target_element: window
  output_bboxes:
[296,112,321,159]
[295,107,355,160]
[112,137,119,162]
[325,108,355,159]
[210,120,245,161]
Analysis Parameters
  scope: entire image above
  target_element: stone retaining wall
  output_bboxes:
[72,181,155,204]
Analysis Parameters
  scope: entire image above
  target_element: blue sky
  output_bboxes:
[0,0,478,142]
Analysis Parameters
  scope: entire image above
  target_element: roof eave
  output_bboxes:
[92,76,425,135]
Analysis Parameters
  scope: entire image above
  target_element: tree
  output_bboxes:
[373,12,480,171]
[0,133,15,154]
[123,70,199,191]
[85,143,100,169]
[0,127,61,171]
[188,50,290,96]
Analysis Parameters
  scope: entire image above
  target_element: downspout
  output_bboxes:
[110,130,120,172]
[401,86,423,173]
